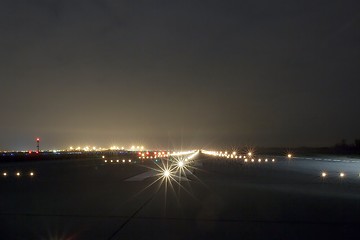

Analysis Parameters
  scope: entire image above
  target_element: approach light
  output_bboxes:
[116,160,119,163]
[321,172,327,177]
[104,160,107,163]
[16,172,21,176]
[287,154,292,158]
[258,159,261,162]
[30,172,34,176]
[128,159,131,163]
[163,170,170,177]
[102,156,105,159]
[3,172,7,176]
[272,159,275,162]
[110,160,113,163]
[122,159,125,163]
[248,152,252,157]
[340,172,345,178]
[265,159,268,162]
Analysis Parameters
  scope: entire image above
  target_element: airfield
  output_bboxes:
[0,152,360,239]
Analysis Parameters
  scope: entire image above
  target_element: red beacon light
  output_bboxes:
[36,138,40,142]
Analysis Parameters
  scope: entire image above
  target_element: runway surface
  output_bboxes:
[0,154,360,239]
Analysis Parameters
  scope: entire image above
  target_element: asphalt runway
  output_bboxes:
[0,154,360,239]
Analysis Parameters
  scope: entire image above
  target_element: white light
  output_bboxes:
[321,172,327,177]
[265,159,268,162]
[178,161,184,168]
[272,159,275,162]
[16,172,20,176]
[122,159,125,163]
[128,159,131,163]
[251,159,254,162]
[258,159,261,162]
[30,172,34,176]
[3,172,7,176]
[104,160,107,163]
[288,154,292,158]
[110,160,113,163]
[340,172,345,178]
[244,159,248,162]
[248,152,252,156]
[102,156,105,159]
[116,160,119,163]
[163,170,170,177]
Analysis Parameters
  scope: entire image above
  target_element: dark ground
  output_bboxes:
[0,154,360,239]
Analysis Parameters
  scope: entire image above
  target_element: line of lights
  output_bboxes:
[2,171,35,177]
[104,159,133,163]
[321,172,347,178]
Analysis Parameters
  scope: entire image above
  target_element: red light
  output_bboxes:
[146,152,149,155]
[28,150,32,154]
[36,138,40,142]
[36,151,39,154]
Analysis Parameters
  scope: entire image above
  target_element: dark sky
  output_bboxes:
[1,0,360,150]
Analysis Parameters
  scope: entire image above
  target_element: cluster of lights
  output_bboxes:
[202,150,252,159]
[2,171,35,177]
[170,150,198,156]
[202,150,275,163]
[138,151,170,159]
[68,145,146,151]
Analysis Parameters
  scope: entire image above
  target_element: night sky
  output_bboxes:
[1,0,360,150]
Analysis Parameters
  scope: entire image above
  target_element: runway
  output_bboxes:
[0,154,359,239]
